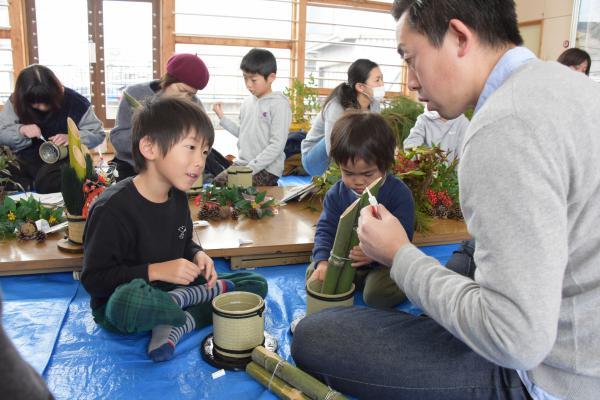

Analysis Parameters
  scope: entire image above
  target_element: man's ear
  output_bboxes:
[139,136,158,161]
[448,18,474,58]
[267,72,276,84]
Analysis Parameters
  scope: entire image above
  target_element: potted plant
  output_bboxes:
[0,146,23,200]
[284,74,320,133]
[59,118,112,249]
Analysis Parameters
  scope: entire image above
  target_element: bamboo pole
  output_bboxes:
[321,196,360,294]
[335,177,383,293]
[246,362,310,400]
[251,346,347,400]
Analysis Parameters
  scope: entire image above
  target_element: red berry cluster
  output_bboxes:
[394,155,417,174]
[426,189,453,208]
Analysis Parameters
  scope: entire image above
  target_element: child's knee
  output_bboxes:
[219,271,269,299]
[362,288,406,309]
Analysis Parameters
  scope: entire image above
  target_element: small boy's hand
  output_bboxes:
[350,245,373,268]
[148,258,201,285]
[194,251,218,287]
[212,102,224,119]
[308,260,328,282]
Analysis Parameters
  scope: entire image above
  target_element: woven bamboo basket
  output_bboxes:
[212,291,265,359]
[305,280,355,316]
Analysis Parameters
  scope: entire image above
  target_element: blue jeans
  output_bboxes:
[291,240,530,400]
[292,307,529,400]
[301,137,329,177]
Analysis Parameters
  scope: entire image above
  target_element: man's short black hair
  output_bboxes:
[392,0,523,48]
[330,111,396,173]
[131,96,214,172]
[240,48,277,79]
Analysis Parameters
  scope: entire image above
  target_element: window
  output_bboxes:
[572,0,600,81]
[176,0,293,40]
[305,5,403,94]
[27,0,159,125]
[0,38,12,102]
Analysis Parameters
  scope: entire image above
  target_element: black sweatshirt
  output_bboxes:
[81,178,201,309]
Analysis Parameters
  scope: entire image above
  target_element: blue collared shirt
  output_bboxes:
[475,46,537,112]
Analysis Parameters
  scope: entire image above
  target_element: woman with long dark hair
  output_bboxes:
[0,64,105,193]
[301,59,385,176]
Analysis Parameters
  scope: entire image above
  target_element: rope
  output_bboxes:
[267,359,285,391]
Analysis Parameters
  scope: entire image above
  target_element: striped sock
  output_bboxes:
[148,311,196,362]
[169,279,233,308]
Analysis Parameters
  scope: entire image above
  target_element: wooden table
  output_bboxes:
[0,186,470,275]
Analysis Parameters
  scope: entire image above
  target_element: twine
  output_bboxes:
[328,252,352,268]
[324,387,341,400]
[267,359,285,391]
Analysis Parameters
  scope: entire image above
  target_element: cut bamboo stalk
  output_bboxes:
[335,177,384,294]
[67,118,87,181]
[251,346,347,400]
[123,91,141,109]
[246,361,310,400]
[321,196,360,294]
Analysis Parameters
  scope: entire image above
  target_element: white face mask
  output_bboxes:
[370,85,386,102]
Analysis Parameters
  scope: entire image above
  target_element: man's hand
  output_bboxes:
[194,251,217,287]
[19,124,42,139]
[148,258,201,285]
[357,204,410,267]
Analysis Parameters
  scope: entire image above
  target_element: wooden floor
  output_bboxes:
[0,186,470,275]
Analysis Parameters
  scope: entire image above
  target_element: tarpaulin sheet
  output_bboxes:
[1,244,459,400]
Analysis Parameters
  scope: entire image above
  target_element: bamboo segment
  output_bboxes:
[251,346,348,400]
[123,91,142,109]
[246,362,310,400]
[321,196,360,294]
[335,177,384,293]
[67,118,87,180]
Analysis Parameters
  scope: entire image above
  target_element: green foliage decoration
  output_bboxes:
[0,196,64,238]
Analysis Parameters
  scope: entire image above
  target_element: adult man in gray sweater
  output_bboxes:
[291,1,600,399]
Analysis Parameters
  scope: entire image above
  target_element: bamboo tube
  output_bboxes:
[252,346,347,400]
[123,91,142,109]
[321,196,360,294]
[246,362,310,400]
[335,177,384,294]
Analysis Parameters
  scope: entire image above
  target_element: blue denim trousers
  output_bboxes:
[291,240,530,400]
[301,137,329,177]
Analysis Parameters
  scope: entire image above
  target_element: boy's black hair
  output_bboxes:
[240,48,277,79]
[330,111,396,173]
[12,64,64,124]
[391,0,523,48]
[131,96,215,172]
[557,48,592,76]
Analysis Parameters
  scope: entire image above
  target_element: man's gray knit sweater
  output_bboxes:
[391,60,600,400]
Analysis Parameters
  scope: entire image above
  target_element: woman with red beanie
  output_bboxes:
[110,53,229,181]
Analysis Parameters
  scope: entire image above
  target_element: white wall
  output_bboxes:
[516,0,575,61]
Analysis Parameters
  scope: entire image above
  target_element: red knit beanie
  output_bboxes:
[166,53,210,90]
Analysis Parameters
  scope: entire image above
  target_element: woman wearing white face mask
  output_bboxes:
[301,59,385,176]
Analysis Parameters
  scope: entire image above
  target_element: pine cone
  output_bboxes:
[231,209,240,221]
[35,230,47,242]
[247,207,263,219]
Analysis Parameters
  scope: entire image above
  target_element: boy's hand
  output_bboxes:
[350,245,373,268]
[194,251,218,287]
[212,102,224,119]
[308,260,328,282]
[148,258,201,285]
[50,134,69,146]
[19,124,42,139]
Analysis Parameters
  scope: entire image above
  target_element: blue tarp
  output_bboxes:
[1,244,459,399]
